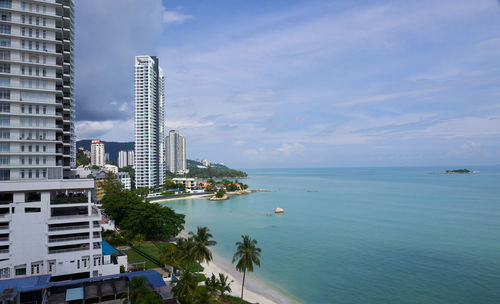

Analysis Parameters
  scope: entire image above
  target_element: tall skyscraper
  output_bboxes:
[165,130,186,174]
[0,0,105,280]
[134,55,165,189]
[90,139,104,167]
[118,150,127,168]
[127,150,134,168]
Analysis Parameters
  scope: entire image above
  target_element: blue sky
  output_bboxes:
[74,0,500,168]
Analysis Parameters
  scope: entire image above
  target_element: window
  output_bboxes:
[0,89,10,99]
[15,267,26,276]
[0,51,9,60]
[0,12,11,22]
[0,170,9,181]
[0,116,9,126]
[0,267,9,279]
[0,25,10,34]
[31,263,41,275]
[0,0,12,9]
[25,208,41,213]
[0,129,8,139]
[25,192,41,202]
[0,64,10,73]
[0,103,9,112]
[0,156,8,165]
[48,261,55,273]
[0,77,9,86]
[0,143,9,152]
[0,38,10,47]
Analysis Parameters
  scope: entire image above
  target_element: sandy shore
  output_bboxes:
[201,250,301,304]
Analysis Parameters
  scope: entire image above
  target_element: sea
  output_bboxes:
[161,167,500,304]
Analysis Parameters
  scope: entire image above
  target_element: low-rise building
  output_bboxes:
[117,172,131,190]
[171,178,196,190]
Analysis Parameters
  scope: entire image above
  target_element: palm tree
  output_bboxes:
[177,237,196,272]
[127,276,153,304]
[172,270,199,304]
[232,235,261,303]
[189,226,217,273]
[204,273,219,294]
[159,245,181,274]
[217,273,233,298]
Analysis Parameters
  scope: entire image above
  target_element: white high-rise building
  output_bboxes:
[90,139,104,167]
[118,150,127,168]
[165,130,186,174]
[134,56,164,189]
[127,150,134,168]
[0,0,107,281]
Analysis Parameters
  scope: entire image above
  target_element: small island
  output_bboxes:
[443,168,479,174]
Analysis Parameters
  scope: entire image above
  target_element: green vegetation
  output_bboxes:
[215,189,226,198]
[126,276,162,303]
[166,167,247,179]
[445,168,471,174]
[101,174,185,240]
[233,235,262,303]
[76,149,90,167]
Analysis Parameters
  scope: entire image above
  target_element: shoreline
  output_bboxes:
[151,189,270,204]
[202,248,302,304]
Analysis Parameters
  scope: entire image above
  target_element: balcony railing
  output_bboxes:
[48,246,89,254]
[48,236,89,243]
[51,196,87,205]
[48,225,89,232]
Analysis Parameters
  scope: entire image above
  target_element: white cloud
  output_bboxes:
[165,120,214,129]
[277,142,305,156]
[163,10,194,24]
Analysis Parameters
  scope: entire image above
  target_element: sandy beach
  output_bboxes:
[201,250,301,304]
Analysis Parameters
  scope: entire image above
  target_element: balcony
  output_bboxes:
[48,224,89,232]
[51,193,88,205]
[48,244,89,254]
[48,235,89,243]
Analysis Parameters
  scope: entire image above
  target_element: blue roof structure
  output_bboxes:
[49,270,166,289]
[0,275,51,295]
[102,240,120,256]
[65,287,84,301]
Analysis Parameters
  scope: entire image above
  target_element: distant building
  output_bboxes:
[118,151,128,168]
[118,151,134,168]
[165,130,187,174]
[127,150,135,168]
[134,56,165,189]
[172,178,196,190]
[202,160,210,167]
[92,171,107,203]
[91,140,105,167]
[117,172,131,190]
[104,164,118,174]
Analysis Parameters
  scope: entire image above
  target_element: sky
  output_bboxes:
[74,0,500,168]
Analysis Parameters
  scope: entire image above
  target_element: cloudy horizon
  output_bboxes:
[75,0,500,168]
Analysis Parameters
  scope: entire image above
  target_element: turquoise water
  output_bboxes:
[162,167,500,303]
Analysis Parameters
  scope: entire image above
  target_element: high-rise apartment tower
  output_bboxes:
[90,139,104,167]
[165,130,186,174]
[134,55,164,189]
[0,0,105,281]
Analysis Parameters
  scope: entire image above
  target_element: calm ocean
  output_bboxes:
[162,167,500,303]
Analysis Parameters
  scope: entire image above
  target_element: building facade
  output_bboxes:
[117,150,127,168]
[116,172,130,190]
[134,55,164,189]
[0,0,107,281]
[165,130,186,174]
[127,150,134,168]
[0,0,76,181]
[90,139,104,167]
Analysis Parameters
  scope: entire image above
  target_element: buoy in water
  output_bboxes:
[275,207,284,214]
